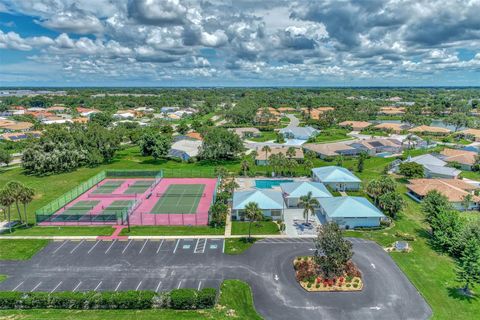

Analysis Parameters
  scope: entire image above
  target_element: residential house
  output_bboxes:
[311,166,362,191]
[373,123,406,134]
[186,131,202,140]
[349,138,403,156]
[460,128,480,142]
[339,121,372,131]
[0,131,42,141]
[231,127,261,139]
[168,137,202,161]
[255,146,304,166]
[408,125,451,136]
[76,107,100,117]
[278,107,295,114]
[279,126,318,140]
[304,107,334,120]
[114,110,136,119]
[303,142,360,159]
[439,148,477,171]
[378,106,406,115]
[406,179,480,211]
[232,189,285,220]
[0,121,34,132]
[46,105,68,113]
[317,196,385,229]
[41,116,72,125]
[280,181,332,207]
[393,154,461,179]
[255,107,279,124]
[72,117,89,124]
[161,107,179,113]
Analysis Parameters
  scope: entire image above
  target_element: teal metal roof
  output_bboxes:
[232,189,284,210]
[311,166,361,183]
[280,181,332,198]
[319,196,385,218]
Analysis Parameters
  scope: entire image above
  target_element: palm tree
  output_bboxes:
[223,178,239,195]
[286,147,296,159]
[298,191,319,225]
[461,193,473,211]
[18,186,34,226]
[6,181,24,224]
[241,160,250,177]
[0,188,15,233]
[244,202,263,241]
[261,145,271,165]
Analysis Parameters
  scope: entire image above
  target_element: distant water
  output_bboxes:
[373,119,466,131]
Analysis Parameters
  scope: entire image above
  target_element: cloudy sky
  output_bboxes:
[0,0,480,87]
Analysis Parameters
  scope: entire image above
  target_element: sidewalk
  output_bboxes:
[0,234,317,240]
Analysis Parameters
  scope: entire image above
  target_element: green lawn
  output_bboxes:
[0,280,261,320]
[119,226,225,236]
[248,131,277,142]
[1,226,114,237]
[224,238,258,255]
[0,146,240,222]
[0,275,6,283]
[0,239,50,260]
[312,128,351,143]
[231,221,279,235]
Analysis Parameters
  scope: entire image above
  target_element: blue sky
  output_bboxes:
[0,0,480,87]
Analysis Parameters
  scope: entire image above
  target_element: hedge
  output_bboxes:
[0,288,217,310]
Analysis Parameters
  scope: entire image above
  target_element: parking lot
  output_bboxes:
[0,237,431,320]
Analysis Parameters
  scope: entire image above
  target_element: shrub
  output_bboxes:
[345,261,361,278]
[196,288,216,309]
[0,292,23,309]
[346,275,353,283]
[315,284,320,289]
[395,232,416,241]
[170,288,197,310]
[346,284,351,288]
[307,283,312,288]
[353,283,358,288]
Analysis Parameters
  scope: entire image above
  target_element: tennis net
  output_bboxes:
[64,205,95,211]
[157,192,206,198]
[88,193,136,198]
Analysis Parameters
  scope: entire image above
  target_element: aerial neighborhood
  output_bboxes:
[0,1,480,318]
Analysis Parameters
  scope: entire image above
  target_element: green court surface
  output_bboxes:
[54,200,100,221]
[92,181,124,194]
[123,181,152,194]
[150,184,205,214]
[97,200,134,221]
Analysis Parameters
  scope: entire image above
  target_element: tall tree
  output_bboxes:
[199,127,244,161]
[456,237,480,296]
[261,145,271,164]
[244,202,263,241]
[241,159,250,177]
[378,192,405,219]
[298,191,319,224]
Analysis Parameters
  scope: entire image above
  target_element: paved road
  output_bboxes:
[285,113,300,127]
[0,237,431,320]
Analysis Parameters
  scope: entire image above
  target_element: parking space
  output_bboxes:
[257,238,315,244]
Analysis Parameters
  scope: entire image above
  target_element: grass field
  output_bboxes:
[119,226,225,236]
[248,131,277,142]
[0,226,114,236]
[224,238,258,255]
[0,280,261,320]
[0,275,6,283]
[231,221,280,235]
[312,128,351,143]
[0,239,50,260]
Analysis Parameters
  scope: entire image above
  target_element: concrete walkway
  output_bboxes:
[224,210,232,236]
[339,191,348,196]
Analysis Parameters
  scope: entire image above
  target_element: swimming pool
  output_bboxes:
[376,152,393,158]
[255,179,294,189]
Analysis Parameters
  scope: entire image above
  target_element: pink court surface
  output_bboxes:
[40,177,217,226]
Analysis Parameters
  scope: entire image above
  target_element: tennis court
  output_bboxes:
[92,180,124,194]
[150,184,205,214]
[123,181,153,194]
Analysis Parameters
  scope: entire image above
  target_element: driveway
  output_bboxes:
[0,238,431,320]
[285,113,300,127]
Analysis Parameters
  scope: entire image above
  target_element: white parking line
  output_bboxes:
[115,281,122,292]
[53,241,68,254]
[50,281,62,293]
[70,240,84,254]
[87,241,101,254]
[105,240,117,254]
[177,280,182,289]
[12,281,24,291]
[194,239,200,253]
[139,240,148,254]
[155,281,162,293]
[94,281,103,291]
[197,281,202,290]
[122,240,133,254]
[73,281,82,292]
[173,239,180,254]
[222,239,225,253]
[156,240,164,253]
[30,282,42,292]
[135,281,142,291]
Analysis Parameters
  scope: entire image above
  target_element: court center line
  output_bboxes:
[30,282,42,292]
[122,240,133,254]
[73,281,82,292]
[87,241,101,254]
[105,240,117,254]
[194,239,200,253]
[155,281,162,293]
[177,280,182,289]
[50,281,62,293]
[70,240,84,254]
[12,281,24,291]
[135,281,142,291]
[115,281,122,292]
[173,239,180,254]
[53,241,68,254]
[94,281,103,291]
[139,240,148,254]
[156,239,164,253]
[197,281,202,291]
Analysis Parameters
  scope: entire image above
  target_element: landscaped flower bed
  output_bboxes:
[293,256,363,292]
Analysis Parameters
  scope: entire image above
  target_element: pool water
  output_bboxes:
[255,179,294,189]
[376,152,393,158]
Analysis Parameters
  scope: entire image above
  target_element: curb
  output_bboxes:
[0,234,317,240]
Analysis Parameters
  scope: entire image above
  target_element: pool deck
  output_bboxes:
[235,177,310,191]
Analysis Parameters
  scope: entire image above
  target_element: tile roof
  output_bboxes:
[232,189,284,210]
[311,166,361,183]
[440,148,477,166]
[460,128,480,138]
[407,178,480,202]
[373,123,405,131]
[338,121,372,129]
[319,196,385,218]
[280,181,332,198]
[255,146,304,161]
[303,142,356,156]
[408,125,451,134]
